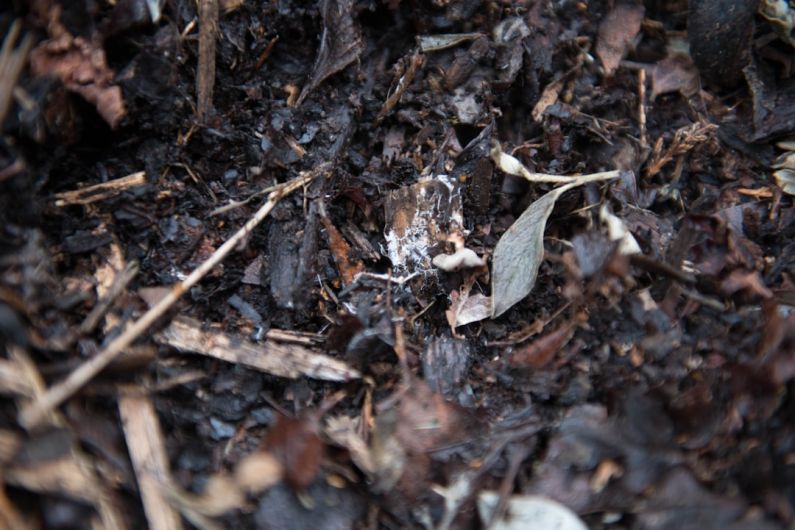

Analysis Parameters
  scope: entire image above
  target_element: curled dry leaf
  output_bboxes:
[599,205,641,255]
[446,289,492,331]
[28,11,126,128]
[774,169,795,195]
[432,247,486,271]
[477,491,587,530]
[263,414,323,490]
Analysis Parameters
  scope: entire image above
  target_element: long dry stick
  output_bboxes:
[196,0,218,122]
[19,171,317,428]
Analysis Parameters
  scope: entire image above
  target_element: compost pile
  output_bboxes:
[1,0,795,528]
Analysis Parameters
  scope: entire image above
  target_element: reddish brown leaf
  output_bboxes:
[394,380,467,454]
[650,53,700,100]
[28,6,125,128]
[510,324,574,369]
[720,269,773,300]
[262,415,323,490]
[596,4,645,76]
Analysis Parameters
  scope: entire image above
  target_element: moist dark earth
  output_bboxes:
[2,0,795,529]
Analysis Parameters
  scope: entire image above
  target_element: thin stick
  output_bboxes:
[54,171,147,206]
[19,171,318,428]
[196,0,218,122]
[638,68,647,150]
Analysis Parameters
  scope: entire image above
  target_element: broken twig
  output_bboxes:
[54,171,147,207]
[196,0,218,122]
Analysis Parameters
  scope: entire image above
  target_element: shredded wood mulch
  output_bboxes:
[2,1,795,529]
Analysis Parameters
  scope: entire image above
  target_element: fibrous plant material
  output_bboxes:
[646,121,717,177]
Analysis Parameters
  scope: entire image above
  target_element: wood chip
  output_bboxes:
[119,392,183,530]
[158,317,361,382]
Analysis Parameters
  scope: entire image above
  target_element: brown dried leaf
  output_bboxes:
[29,21,125,128]
[320,207,364,285]
[596,4,645,76]
[510,324,574,369]
[263,414,324,490]
[650,53,700,100]
[297,0,364,105]
[720,269,773,300]
[394,380,466,454]
[446,289,492,330]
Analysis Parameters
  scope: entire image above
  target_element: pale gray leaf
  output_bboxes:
[477,491,587,530]
[491,185,569,318]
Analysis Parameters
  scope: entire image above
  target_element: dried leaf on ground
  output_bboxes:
[491,152,619,317]
[477,491,587,530]
[596,4,645,76]
[491,185,569,318]
[297,0,364,105]
[157,316,361,381]
[650,53,700,100]
[720,269,773,300]
[510,324,574,369]
[324,415,375,475]
[370,380,470,500]
[773,168,795,195]
[263,414,323,490]
[28,10,125,127]
[446,283,492,330]
[637,468,781,530]
[319,202,364,285]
